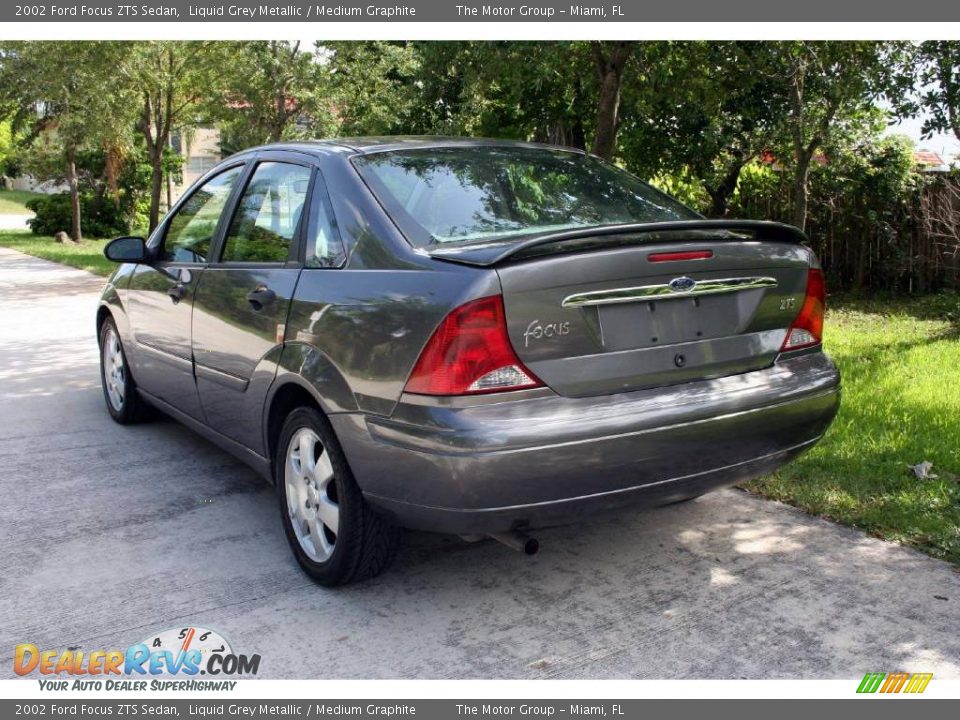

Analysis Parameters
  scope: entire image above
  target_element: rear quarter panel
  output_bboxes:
[277,151,505,419]
[283,265,501,417]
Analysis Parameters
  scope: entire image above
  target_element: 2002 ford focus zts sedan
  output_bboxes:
[97,137,840,585]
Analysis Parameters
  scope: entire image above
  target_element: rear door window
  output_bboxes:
[221,162,312,263]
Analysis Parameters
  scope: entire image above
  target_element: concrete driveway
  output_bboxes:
[1,246,958,680]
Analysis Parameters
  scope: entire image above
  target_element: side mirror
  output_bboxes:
[104,236,149,264]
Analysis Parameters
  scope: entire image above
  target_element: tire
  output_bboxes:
[99,316,150,425]
[276,406,400,586]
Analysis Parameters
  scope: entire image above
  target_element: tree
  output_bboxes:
[410,41,593,147]
[761,42,889,231]
[325,41,420,136]
[908,41,960,142]
[216,41,335,153]
[409,41,648,158]
[617,42,790,216]
[125,41,227,231]
[0,119,15,177]
[0,41,135,240]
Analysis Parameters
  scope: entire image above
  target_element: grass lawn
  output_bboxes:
[746,292,960,565]
[0,229,957,564]
[0,229,112,276]
[0,188,43,215]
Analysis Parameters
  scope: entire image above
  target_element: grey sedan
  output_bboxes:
[97,137,840,585]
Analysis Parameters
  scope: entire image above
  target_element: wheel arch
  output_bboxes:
[96,304,113,338]
[96,280,129,342]
[263,343,360,482]
[264,380,324,481]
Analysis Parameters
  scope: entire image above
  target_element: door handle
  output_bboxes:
[167,284,186,303]
[246,285,276,311]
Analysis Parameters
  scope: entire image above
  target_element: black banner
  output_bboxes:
[3,0,959,22]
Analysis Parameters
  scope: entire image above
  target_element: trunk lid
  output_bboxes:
[434,224,813,398]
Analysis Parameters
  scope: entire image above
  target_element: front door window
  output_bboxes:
[161,166,244,263]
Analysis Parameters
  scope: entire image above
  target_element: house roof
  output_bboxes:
[914,150,946,167]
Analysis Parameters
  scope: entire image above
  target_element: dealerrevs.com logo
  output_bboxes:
[14,626,260,691]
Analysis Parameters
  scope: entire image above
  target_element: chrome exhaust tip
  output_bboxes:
[490,531,539,555]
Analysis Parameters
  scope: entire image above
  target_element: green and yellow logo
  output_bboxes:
[857,672,933,694]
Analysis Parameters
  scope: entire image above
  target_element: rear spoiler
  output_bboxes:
[426,220,808,267]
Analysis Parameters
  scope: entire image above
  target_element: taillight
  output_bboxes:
[781,268,826,351]
[404,295,544,396]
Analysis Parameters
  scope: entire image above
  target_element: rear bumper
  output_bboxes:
[330,351,840,534]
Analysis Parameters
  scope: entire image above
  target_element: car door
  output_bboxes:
[126,162,248,419]
[190,154,315,452]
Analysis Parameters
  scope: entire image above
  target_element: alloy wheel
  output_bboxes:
[102,325,126,411]
[284,428,339,562]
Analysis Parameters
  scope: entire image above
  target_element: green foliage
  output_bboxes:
[0,42,136,151]
[26,192,130,238]
[19,143,154,236]
[126,41,234,230]
[326,41,421,136]
[900,41,960,142]
[648,169,710,212]
[409,41,596,146]
[0,119,16,176]
[730,133,931,291]
[0,41,138,239]
[216,41,336,153]
[620,43,785,208]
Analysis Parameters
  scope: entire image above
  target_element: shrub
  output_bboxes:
[649,169,710,212]
[26,192,135,238]
[727,136,953,292]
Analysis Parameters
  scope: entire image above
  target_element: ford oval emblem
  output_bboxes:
[668,276,696,292]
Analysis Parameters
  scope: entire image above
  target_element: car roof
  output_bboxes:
[245,136,590,158]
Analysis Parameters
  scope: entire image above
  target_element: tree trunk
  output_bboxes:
[705,158,746,218]
[792,153,812,232]
[571,119,587,152]
[272,89,287,143]
[707,190,728,218]
[142,99,168,232]
[166,162,173,213]
[140,95,165,233]
[104,143,121,209]
[593,73,621,159]
[149,154,164,232]
[591,41,632,160]
[65,146,82,243]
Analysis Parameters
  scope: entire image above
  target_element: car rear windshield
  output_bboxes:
[353,146,700,246]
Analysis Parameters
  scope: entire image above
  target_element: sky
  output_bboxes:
[884,113,960,164]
